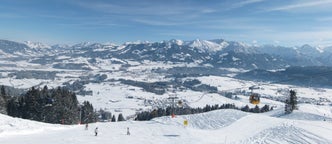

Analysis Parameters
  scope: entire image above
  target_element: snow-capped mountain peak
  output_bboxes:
[315,45,324,53]
[124,40,150,45]
[103,42,117,47]
[51,44,70,49]
[72,42,92,49]
[295,44,323,57]
[168,39,184,45]
[186,39,226,52]
[24,41,51,49]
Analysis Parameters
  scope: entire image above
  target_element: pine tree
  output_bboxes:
[1,85,6,96]
[23,87,40,120]
[290,90,297,110]
[285,99,290,114]
[241,105,250,112]
[99,109,112,121]
[111,115,116,122]
[81,101,96,123]
[118,113,125,121]
[7,98,18,116]
[203,104,211,112]
[150,109,158,118]
[261,105,270,112]
[0,85,7,114]
[253,105,260,113]
[285,90,297,114]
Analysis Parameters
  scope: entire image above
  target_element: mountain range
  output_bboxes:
[1,39,332,70]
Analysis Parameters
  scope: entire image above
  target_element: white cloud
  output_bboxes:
[201,9,217,14]
[76,1,216,17]
[230,0,265,9]
[267,0,332,11]
[133,19,189,26]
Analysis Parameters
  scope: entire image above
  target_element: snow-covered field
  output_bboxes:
[1,59,332,143]
[1,106,332,144]
[74,74,332,118]
[2,72,332,144]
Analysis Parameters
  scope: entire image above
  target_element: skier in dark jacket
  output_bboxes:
[127,127,130,135]
[95,127,98,136]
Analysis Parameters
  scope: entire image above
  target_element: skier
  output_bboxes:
[127,127,130,135]
[95,127,98,136]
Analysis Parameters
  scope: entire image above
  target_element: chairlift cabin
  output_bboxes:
[249,93,260,104]
[249,86,260,105]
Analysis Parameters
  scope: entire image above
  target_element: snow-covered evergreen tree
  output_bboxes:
[285,90,297,114]
[0,85,8,114]
[6,86,97,124]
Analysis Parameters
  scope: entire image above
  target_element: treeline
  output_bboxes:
[0,85,127,124]
[118,78,218,95]
[98,109,126,122]
[236,66,332,87]
[1,85,97,124]
[135,103,272,121]
[119,79,167,95]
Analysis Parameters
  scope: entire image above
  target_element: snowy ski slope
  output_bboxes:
[1,107,332,144]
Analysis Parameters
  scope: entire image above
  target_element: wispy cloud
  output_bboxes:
[267,0,332,11]
[232,0,265,8]
[0,13,25,19]
[191,17,275,32]
[74,1,223,27]
[56,21,122,29]
[226,0,265,10]
[75,0,222,20]
[76,1,195,16]
[159,32,194,37]
[133,19,190,26]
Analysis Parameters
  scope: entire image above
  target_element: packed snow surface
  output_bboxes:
[1,107,332,144]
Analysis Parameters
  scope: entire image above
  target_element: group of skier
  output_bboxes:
[84,123,130,136]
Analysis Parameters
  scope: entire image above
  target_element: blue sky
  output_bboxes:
[1,0,332,46]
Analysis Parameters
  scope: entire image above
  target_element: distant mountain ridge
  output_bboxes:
[1,39,332,70]
[235,66,332,87]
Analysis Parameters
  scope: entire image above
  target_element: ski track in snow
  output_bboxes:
[244,125,330,144]
[1,108,332,144]
[153,109,248,130]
